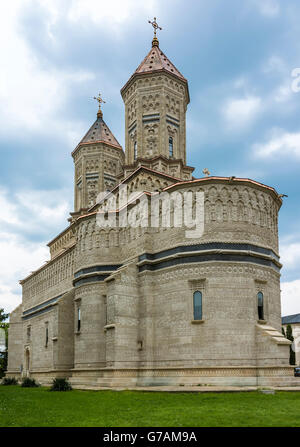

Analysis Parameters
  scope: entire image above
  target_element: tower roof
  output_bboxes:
[121,43,189,99]
[72,115,122,155]
[134,44,187,82]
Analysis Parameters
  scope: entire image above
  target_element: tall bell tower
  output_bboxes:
[120,18,194,180]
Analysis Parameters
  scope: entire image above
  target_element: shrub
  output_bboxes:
[1,377,18,385]
[21,377,39,388]
[286,324,296,365]
[50,377,72,391]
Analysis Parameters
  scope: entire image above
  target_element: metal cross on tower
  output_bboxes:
[94,93,106,118]
[203,168,211,177]
[148,17,162,46]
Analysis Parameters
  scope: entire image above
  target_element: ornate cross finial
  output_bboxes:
[148,17,162,47]
[94,93,106,118]
[203,168,211,177]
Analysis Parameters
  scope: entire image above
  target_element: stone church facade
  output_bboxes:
[7,33,298,387]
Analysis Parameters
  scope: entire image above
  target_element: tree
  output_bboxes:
[285,324,296,366]
[0,308,9,378]
[0,309,9,324]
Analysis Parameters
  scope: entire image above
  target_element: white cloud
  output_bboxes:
[0,0,160,146]
[280,238,300,316]
[253,129,300,159]
[223,96,261,130]
[0,188,71,235]
[0,187,72,314]
[281,280,300,316]
[280,241,300,270]
[0,232,48,314]
[274,82,293,103]
[15,190,71,232]
[233,77,248,89]
[67,0,157,27]
[263,56,287,74]
[262,57,294,103]
[0,1,94,145]
[253,0,280,17]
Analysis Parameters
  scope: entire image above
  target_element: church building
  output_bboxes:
[7,21,299,387]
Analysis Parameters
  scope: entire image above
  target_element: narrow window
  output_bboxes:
[27,326,31,342]
[45,326,49,348]
[257,292,264,320]
[134,142,137,160]
[169,137,173,157]
[193,291,202,320]
[77,307,81,332]
[103,295,107,326]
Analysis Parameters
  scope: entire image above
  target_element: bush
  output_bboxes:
[1,377,18,385]
[50,377,72,391]
[21,377,39,388]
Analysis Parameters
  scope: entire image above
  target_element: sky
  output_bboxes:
[0,0,300,316]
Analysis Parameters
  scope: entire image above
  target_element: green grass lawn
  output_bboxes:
[0,386,300,427]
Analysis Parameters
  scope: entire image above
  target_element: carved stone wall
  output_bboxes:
[73,143,125,211]
[122,73,188,168]
[73,283,107,368]
[21,248,75,312]
[48,225,76,260]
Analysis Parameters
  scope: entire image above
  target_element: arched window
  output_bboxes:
[257,292,264,320]
[134,142,137,160]
[27,326,31,342]
[193,291,202,320]
[169,137,173,157]
[45,325,49,348]
[25,349,30,375]
[77,307,81,332]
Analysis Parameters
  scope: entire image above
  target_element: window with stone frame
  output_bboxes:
[255,279,267,322]
[45,323,49,348]
[26,325,31,342]
[134,141,137,160]
[103,295,107,326]
[77,306,81,332]
[169,136,174,157]
[189,279,206,322]
[193,291,203,320]
[257,292,264,321]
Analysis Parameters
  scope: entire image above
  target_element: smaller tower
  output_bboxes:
[71,95,124,216]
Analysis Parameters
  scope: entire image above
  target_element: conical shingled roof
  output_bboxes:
[134,44,187,82]
[77,115,122,149]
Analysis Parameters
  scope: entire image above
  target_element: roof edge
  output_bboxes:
[120,70,190,103]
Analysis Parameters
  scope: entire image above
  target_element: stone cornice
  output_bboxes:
[163,176,283,207]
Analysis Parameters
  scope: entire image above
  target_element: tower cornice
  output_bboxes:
[121,70,190,104]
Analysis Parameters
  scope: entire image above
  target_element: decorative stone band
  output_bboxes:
[138,242,281,273]
[70,366,295,377]
[73,264,122,287]
[73,274,111,288]
[22,293,65,320]
[17,366,294,378]
[142,113,160,124]
[166,118,179,128]
[74,264,122,279]
[166,114,180,123]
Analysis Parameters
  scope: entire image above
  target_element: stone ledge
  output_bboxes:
[104,324,116,332]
